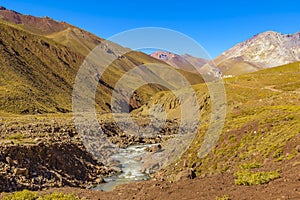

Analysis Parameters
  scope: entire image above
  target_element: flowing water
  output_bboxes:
[94,144,155,191]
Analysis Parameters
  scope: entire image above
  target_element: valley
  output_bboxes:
[0,6,299,200]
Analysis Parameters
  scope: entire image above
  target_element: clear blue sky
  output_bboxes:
[2,0,300,58]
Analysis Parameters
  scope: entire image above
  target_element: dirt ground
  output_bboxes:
[39,160,300,200]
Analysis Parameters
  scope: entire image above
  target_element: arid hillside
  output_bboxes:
[0,7,204,115]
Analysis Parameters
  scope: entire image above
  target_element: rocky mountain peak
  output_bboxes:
[150,51,221,78]
[215,30,300,73]
[150,51,177,60]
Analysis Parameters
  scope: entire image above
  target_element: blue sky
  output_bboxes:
[2,0,300,58]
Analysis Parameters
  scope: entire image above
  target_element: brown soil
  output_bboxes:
[38,158,300,200]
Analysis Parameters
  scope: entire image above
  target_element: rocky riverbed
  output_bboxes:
[0,115,180,193]
[95,144,160,192]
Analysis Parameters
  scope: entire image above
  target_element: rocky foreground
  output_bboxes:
[0,115,179,193]
[35,160,300,200]
[0,117,108,192]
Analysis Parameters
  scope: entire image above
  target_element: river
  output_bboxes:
[94,144,155,191]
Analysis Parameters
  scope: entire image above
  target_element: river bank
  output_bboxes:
[0,114,175,193]
[95,144,159,191]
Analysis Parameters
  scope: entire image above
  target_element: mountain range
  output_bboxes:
[0,6,203,114]
[0,6,299,199]
[151,31,300,76]
[1,6,300,115]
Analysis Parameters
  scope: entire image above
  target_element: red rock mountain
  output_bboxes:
[150,51,221,78]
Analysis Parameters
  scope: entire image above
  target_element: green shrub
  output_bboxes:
[228,135,237,143]
[216,195,230,200]
[239,162,262,170]
[7,133,24,140]
[273,148,283,158]
[2,191,83,200]
[40,192,81,200]
[234,170,280,185]
[2,190,37,200]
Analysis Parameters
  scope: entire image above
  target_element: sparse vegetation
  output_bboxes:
[2,190,84,200]
[0,19,203,115]
[39,192,83,200]
[215,195,230,200]
[234,170,280,185]
[2,190,37,200]
[7,133,25,140]
[239,162,262,170]
[0,6,300,200]
[158,61,300,182]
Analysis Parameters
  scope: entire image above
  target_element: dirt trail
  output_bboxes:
[264,85,283,93]
[229,83,300,94]
[227,83,282,92]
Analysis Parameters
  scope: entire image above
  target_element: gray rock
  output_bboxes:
[13,168,29,176]
[5,157,14,166]
[175,168,196,181]
[145,144,162,153]
[95,177,105,184]
[134,157,142,161]
[191,161,202,169]
[142,160,160,174]
[110,166,122,174]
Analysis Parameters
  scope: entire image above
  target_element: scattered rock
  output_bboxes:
[145,144,162,153]
[110,166,122,174]
[0,116,180,193]
[13,168,28,176]
[5,157,14,166]
[34,138,42,143]
[126,171,132,176]
[183,160,188,167]
[191,162,202,169]
[108,159,121,168]
[134,157,142,162]
[292,162,300,167]
[0,141,112,192]
[175,168,196,181]
[263,158,271,166]
[296,145,300,153]
[95,177,105,184]
[142,160,160,174]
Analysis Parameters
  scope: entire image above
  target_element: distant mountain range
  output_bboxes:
[1,5,299,114]
[0,6,203,114]
[151,31,300,76]
[150,51,221,78]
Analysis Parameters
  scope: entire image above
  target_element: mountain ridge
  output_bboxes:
[150,51,221,78]
[151,30,300,76]
[0,6,71,35]
[0,7,205,114]
[215,30,300,75]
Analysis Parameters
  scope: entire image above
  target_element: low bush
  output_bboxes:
[234,170,280,185]
[2,190,83,200]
